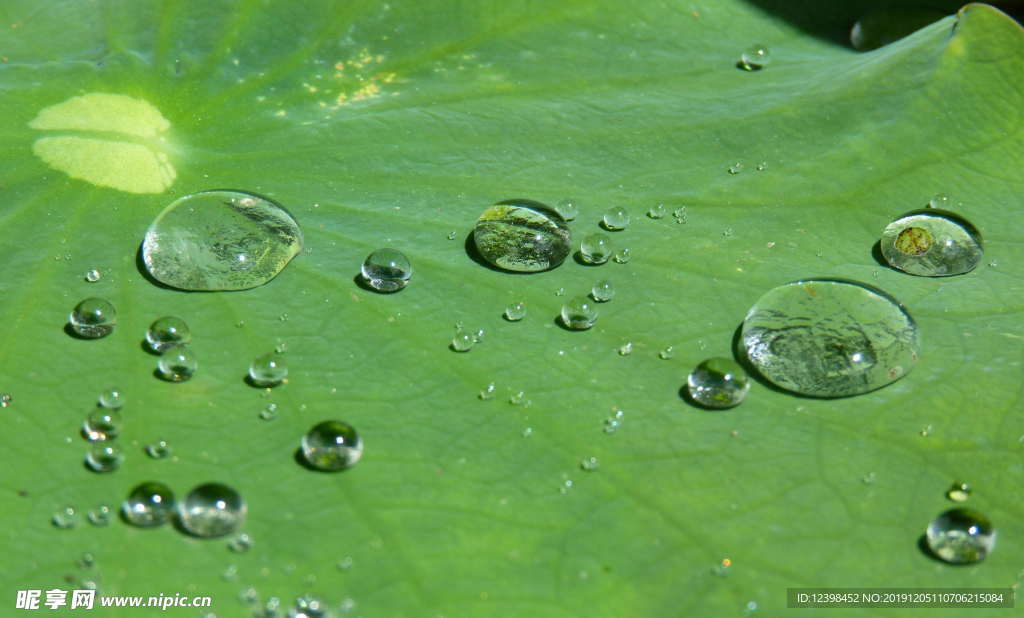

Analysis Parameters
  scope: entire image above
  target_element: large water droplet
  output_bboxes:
[142,190,303,291]
[179,482,246,537]
[687,358,750,408]
[602,206,630,231]
[158,345,197,382]
[647,204,666,219]
[472,199,571,272]
[555,198,579,221]
[302,420,363,471]
[98,387,124,410]
[591,280,614,302]
[560,296,598,330]
[579,233,612,265]
[69,297,116,338]
[504,301,526,321]
[450,327,476,352]
[122,481,175,527]
[248,353,287,387]
[83,408,122,441]
[880,209,983,276]
[742,279,919,397]
[146,316,191,353]
[360,248,412,292]
[926,507,995,564]
[85,442,124,472]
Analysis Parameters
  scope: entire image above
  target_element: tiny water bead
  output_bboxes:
[741,279,920,397]
[478,382,496,400]
[579,233,612,265]
[87,504,112,526]
[504,301,527,321]
[98,387,124,410]
[647,204,666,219]
[450,328,476,352]
[141,190,303,291]
[85,442,124,472]
[473,199,571,272]
[228,532,254,553]
[560,296,598,330]
[659,346,675,360]
[613,248,631,264]
[52,505,79,529]
[928,193,951,209]
[727,162,743,175]
[618,342,633,356]
[158,345,197,382]
[248,353,287,387]
[69,297,116,338]
[926,507,995,564]
[687,358,751,409]
[145,440,172,459]
[83,408,122,441]
[145,316,191,353]
[509,391,530,406]
[602,206,630,231]
[302,420,363,471]
[84,269,101,282]
[555,198,579,221]
[580,456,599,471]
[360,248,412,292]
[591,280,615,302]
[739,44,770,70]
[0,393,10,408]
[879,209,983,276]
[179,483,247,537]
[122,481,175,528]
[259,404,279,421]
[946,481,972,503]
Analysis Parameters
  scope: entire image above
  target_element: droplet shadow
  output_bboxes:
[870,240,890,268]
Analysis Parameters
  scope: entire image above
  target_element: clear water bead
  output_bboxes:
[473,199,571,272]
[179,483,247,537]
[98,387,124,410]
[739,44,770,70]
[880,209,983,276]
[928,193,951,209]
[360,248,412,292]
[602,206,630,231]
[122,481,175,527]
[659,346,675,360]
[158,344,197,382]
[69,297,116,338]
[228,532,254,553]
[301,420,363,471]
[87,504,112,526]
[687,358,751,409]
[742,279,920,397]
[555,198,579,221]
[926,507,995,564]
[142,190,303,291]
[146,316,191,353]
[647,204,666,219]
[145,440,172,459]
[85,442,124,472]
[249,353,287,387]
[504,301,527,321]
[451,328,475,352]
[0,393,9,408]
[85,269,101,282]
[580,456,599,471]
[83,408,122,441]
[479,382,496,400]
[580,233,612,265]
[591,280,614,302]
[52,505,79,529]
[560,296,598,330]
[618,342,633,356]
[613,248,631,264]
[259,404,279,421]
[947,481,972,503]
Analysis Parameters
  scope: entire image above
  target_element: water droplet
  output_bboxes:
[228,532,253,553]
[262,597,282,617]
[591,280,615,302]
[145,439,172,459]
[880,210,983,276]
[741,279,920,397]
[558,479,574,494]
[521,427,533,437]
[259,404,279,421]
[145,316,191,353]
[555,198,579,221]
[450,328,476,352]
[579,233,612,265]
[946,481,972,503]
[560,296,598,330]
[722,227,735,238]
[78,552,96,569]
[647,203,666,219]
[446,231,457,240]
[83,408,122,441]
[580,456,599,471]
[274,341,288,354]
[337,556,354,571]
[141,190,303,290]
[248,353,287,387]
[739,44,770,70]
[602,206,630,231]
[479,382,496,400]
[672,207,688,224]
[861,472,877,485]
[925,507,995,564]
[618,342,633,356]
[554,287,566,296]
[339,597,357,613]
[472,199,571,272]
[85,442,124,472]
[744,600,759,616]
[659,346,675,360]
[278,312,289,322]
[87,504,112,526]
[122,481,175,527]
[158,344,197,382]
[97,387,124,410]
[755,161,767,171]
[728,162,743,174]
[301,420,363,471]
[928,193,950,209]
[179,483,247,537]
[920,424,933,437]
[509,391,530,406]
[613,247,632,263]
[239,587,259,604]
[221,565,238,582]
[294,594,327,618]
[69,297,116,338]
[603,409,624,434]
[504,301,526,321]
[360,248,412,292]
[0,393,10,408]
[85,269,101,282]
[52,505,79,529]
[686,357,750,408]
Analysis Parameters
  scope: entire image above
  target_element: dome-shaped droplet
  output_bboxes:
[555,198,579,221]
[360,248,412,292]
[69,298,116,338]
[472,199,571,272]
[602,206,630,231]
[146,316,191,353]
[178,483,246,538]
[141,190,303,291]
[591,280,615,302]
[158,345,197,382]
[741,279,919,397]
[83,408,122,441]
[560,296,598,330]
[98,387,124,410]
[739,44,770,70]
[122,481,175,528]
[301,420,363,471]
[85,442,124,472]
[686,358,750,409]
[580,233,612,265]
[879,209,983,276]
[504,301,527,321]
[248,353,287,387]
[925,507,995,564]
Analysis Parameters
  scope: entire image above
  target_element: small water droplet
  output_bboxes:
[84,269,101,282]
[743,600,759,615]
[274,341,288,354]
[239,587,259,604]
[928,193,950,209]
[87,504,112,526]
[618,342,633,356]
[712,557,732,577]
[919,424,933,437]
[880,210,983,276]
[602,206,630,231]
[559,479,574,494]
[728,162,743,175]
[672,207,688,224]
[145,316,191,353]
[755,161,767,171]
[97,387,123,410]
[78,552,95,569]
[249,353,287,387]
[580,456,599,471]
[122,481,175,528]
[946,481,971,503]
[446,231,457,240]
[179,483,246,537]
[647,203,666,219]
[228,532,253,553]
[739,44,770,70]
[862,472,877,484]
[145,439,172,459]
[478,382,496,400]
[686,358,750,408]
[52,505,79,529]
[509,391,530,406]
[555,198,579,221]
[294,593,326,617]
[504,301,527,321]
[560,296,598,330]
[450,327,476,352]
[221,565,238,582]
[339,597,356,613]
[69,297,116,338]
[659,346,675,360]
[278,312,289,322]
[591,280,615,302]
[722,227,735,238]
[86,442,124,472]
[361,248,412,292]
[336,556,354,571]
[554,287,566,296]
[0,393,10,408]
[473,200,571,272]
[83,408,122,441]
[259,404,279,421]
[613,247,632,263]
[579,233,612,265]
[988,259,998,268]
[521,427,533,437]
[158,344,197,382]
[301,420,363,471]
[925,507,995,564]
